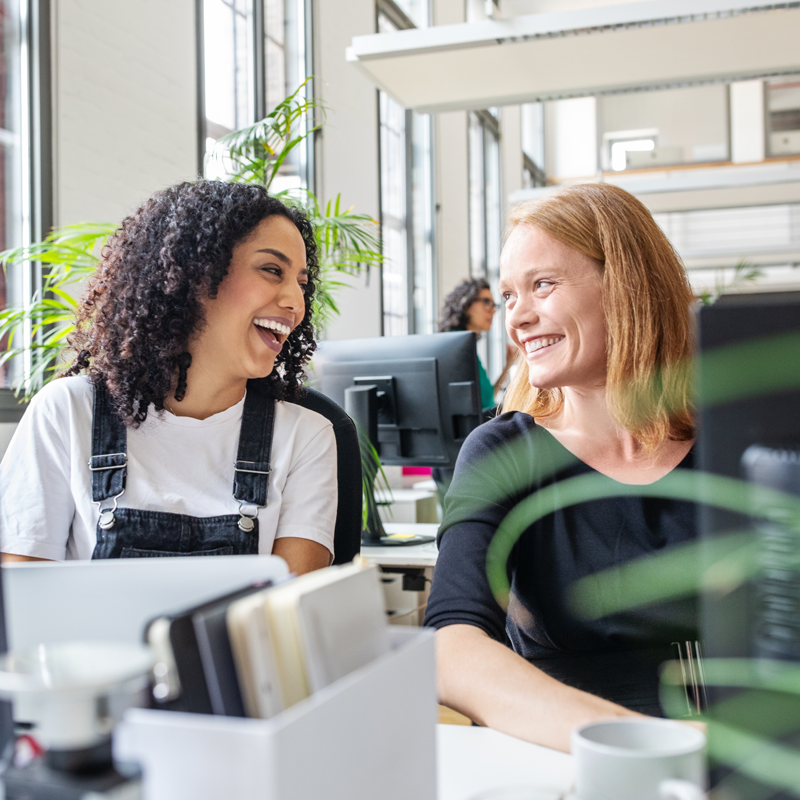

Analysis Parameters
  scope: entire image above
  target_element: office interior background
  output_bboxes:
[0,0,799,456]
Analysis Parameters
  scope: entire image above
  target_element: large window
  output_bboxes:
[202,0,311,191]
[378,0,435,337]
[1,0,50,398]
[0,0,23,389]
[468,109,503,377]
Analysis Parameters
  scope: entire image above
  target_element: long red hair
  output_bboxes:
[501,183,694,451]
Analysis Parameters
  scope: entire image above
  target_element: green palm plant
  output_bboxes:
[0,223,115,396]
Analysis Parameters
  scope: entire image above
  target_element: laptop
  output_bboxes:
[3,555,289,650]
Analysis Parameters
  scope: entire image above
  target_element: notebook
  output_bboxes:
[227,589,286,719]
[228,561,390,716]
[144,582,269,715]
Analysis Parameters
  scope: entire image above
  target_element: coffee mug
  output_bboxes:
[571,719,706,800]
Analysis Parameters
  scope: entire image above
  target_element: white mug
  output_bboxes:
[571,719,707,800]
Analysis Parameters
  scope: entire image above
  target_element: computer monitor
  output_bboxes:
[697,294,800,799]
[313,331,483,546]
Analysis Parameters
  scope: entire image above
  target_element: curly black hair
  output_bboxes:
[64,180,319,426]
[438,277,491,333]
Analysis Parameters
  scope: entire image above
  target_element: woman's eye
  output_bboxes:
[534,280,554,293]
[300,282,310,294]
[501,292,515,305]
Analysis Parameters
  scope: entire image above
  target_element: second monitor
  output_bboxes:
[313,332,484,545]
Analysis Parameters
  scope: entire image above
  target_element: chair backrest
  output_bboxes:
[288,388,362,564]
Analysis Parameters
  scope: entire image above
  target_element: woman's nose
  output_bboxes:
[283,279,305,307]
[506,295,537,332]
[278,281,306,320]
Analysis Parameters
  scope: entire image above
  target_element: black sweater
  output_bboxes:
[424,412,698,715]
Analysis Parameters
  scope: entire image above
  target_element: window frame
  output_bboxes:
[468,108,503,378]
[0,0,53,421]
[196,0,315,191]
[377,0,436,337]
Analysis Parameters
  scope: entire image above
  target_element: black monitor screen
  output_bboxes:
[313,331,483,468]
[697,294,800,800]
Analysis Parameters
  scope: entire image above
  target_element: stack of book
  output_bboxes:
[144,562,390,718]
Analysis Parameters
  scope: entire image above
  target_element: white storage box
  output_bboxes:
[116,627,436,800]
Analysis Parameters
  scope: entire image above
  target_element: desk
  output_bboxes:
[361,523,439,625]
[360,522,439,568]
[437,725,574,800]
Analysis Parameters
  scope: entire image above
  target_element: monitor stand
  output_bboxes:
[346,383,438,548]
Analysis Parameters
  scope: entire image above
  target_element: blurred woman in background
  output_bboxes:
[438,277,515,414]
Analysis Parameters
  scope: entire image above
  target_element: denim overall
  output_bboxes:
[89,381,275,559]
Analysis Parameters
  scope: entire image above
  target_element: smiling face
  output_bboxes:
[465,288,496,333]
[499,224,607,392]
[189,214,308,390]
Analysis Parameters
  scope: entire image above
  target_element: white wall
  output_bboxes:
[546,96,597,179]
[53,0,199,227]
[313,0,382,341]
[730,80,766,163]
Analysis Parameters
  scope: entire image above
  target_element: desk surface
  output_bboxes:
[360,523,439,567]
[437,725,574,800]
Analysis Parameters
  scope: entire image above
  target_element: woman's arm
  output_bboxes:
[272,407,338,569]
[272,536,331,575]
[436,624,640,752]
[1,553,51,563]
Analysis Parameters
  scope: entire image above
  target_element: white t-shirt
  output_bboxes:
[0,376,337,561]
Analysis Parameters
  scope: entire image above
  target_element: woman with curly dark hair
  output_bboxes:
[0,180,336,573]
[439,277,515,412]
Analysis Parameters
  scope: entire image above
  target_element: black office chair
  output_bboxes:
[288,387,362,565]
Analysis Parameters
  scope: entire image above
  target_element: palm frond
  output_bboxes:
[699,258,765,305]
[210,79,325,189]
[0,221,113,398]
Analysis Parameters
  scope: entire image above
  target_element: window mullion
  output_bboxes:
[404,108,415,336]
[252,0,266,122]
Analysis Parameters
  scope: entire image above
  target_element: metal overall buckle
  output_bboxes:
[233,461,270,533]
[88,453,128,530]
[94,491,125,530]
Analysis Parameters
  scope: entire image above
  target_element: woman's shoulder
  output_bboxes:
[28,375,93,416]
[275,398,334,437]
[460,410,539,457]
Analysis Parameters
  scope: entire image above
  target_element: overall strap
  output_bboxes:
[233,382,276,507]
[88,382,128,503]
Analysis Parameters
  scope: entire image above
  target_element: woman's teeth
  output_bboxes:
[525,336,564,353]
[254,319,291,338]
